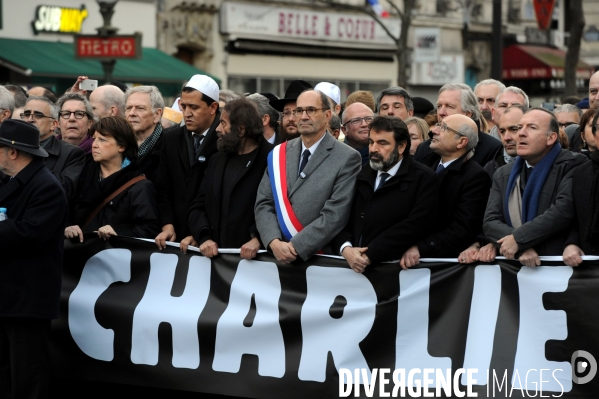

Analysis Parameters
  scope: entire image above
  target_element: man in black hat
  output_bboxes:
[0,119,68,398]
[270,80,312,142]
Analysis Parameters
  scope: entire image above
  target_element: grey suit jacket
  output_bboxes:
[255,132,361,260]
[483,149,587,255]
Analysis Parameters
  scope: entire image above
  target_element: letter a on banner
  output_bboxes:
[213,260,285,377]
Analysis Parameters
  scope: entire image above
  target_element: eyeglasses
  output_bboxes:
[345,116,374,126]
[558,122,577,129]
[59,110,88,119]
[436,123,463,136]
[282,111,295,120]
[21,111,53,120]
[292,107,324,117]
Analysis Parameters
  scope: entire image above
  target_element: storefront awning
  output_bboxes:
[0,38,220,95]
[503,44,594,80]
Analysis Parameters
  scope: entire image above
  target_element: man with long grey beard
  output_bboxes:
[331,116,439,272]
[185,98,274,258]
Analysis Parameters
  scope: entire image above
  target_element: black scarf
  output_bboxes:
[587,151,599,243]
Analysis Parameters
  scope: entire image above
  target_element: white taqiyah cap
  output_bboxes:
[171,97,181,112]
[315,82,341,105]
[185,75,219,103]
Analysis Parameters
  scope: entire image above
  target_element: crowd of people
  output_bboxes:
[1,70,599,397]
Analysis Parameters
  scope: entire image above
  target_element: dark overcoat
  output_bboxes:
[332,156,439,264]
[417,153,492,257]
[188,138,273,248]
[156,112,220,238]
[0,158,68,319]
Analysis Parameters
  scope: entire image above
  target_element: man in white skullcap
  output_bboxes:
[315,82,341,115]
[155,74,221,250]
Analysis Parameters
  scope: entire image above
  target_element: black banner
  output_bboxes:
[51,236,599,398]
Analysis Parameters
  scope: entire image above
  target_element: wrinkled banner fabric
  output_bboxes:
[51,236,599,398]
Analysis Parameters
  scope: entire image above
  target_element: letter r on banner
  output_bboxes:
[131,254,211,369]
[298,266,377,382]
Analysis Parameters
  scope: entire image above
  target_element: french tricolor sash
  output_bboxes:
[267,142,305,241]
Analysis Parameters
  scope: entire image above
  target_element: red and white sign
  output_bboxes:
[75,35,142,59]
[220,2,400,47]
[533,0,556,31]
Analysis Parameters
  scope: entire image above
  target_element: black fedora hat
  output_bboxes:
[270,80,313,112]
[0,119,48,158]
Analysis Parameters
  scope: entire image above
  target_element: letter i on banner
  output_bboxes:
[396,269,451,387]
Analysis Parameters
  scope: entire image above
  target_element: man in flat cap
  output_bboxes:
[155,74,221,249]
[0,119,68,398]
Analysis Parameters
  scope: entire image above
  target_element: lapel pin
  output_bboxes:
[198,156,206,162]
[300,172,306,179]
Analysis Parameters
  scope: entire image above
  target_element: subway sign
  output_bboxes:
[74,34,142,60]
[32,4,88,35]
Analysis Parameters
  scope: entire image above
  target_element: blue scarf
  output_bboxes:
[503,143,562,227]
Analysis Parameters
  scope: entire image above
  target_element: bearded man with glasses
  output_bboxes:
[255,89,361,263]
[20,96,85,200]
[341,102,375,165]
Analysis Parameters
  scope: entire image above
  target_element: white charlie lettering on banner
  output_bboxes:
[461,265,502,386]
[511,266,573,393]
[68,249,132,361]
[131,253,211,368]
[213,260,285,377]
[298,266,377,383]
[396,269,452,384]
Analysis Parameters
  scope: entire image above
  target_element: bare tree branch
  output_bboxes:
[385,0,404,20]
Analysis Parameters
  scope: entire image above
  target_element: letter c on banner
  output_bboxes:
[68,249,132,361]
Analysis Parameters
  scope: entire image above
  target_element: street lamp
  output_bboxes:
[96,0,119,83]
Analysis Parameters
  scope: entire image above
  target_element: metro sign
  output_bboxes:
[74,34,142,60]
[533,0,556,31]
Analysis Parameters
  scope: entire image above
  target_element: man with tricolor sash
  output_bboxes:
[255,89,362,263]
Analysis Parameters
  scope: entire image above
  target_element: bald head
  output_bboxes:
[89,85,125,119]
[430,113,479,161]
[342,102,375,148]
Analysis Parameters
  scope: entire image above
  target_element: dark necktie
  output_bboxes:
[193,134,203,153]
[375,172,390,191]
[299,149,311,176]
[436,163,445,174]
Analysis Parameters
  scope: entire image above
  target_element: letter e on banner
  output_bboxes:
[512,266,573,392]
[298,266,376,382]
[213,260,285,377]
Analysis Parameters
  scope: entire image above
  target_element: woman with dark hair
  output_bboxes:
[64,116,160,241]
[577,106,598,155]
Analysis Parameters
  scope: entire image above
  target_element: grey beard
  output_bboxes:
[369,148,399,171]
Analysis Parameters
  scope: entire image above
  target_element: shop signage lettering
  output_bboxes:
[32,4,88,35]
[222,2,399,46]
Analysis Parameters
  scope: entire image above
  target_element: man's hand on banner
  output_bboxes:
[180,235,198,254]
[563,244,585,267]
[498,234,519,259]
[64,225,84,243]
[200,239,219,258]
[458,242,480,263]
[476,243,497,263]
[155,225,176,250]
[400,245,420,270]
[97,225,117,240]
[518,248,541,267]
[240,237,261,260]
[342,246,370,273]
[270,239,297,264]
